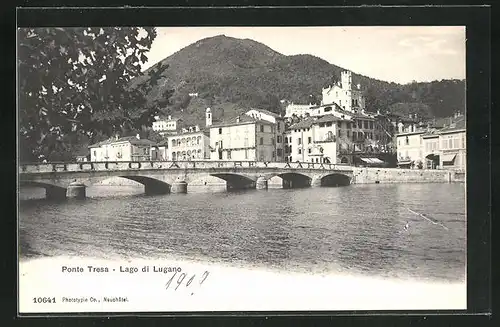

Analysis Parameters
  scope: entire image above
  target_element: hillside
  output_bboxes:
[131,35,465,127]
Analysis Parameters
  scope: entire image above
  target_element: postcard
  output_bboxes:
[18,25,467,314]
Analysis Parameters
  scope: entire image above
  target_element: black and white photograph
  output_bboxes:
[18,24,467,313]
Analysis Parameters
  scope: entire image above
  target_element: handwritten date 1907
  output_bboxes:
[165,270,210,294]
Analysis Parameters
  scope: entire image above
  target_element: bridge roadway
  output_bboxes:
[19,160,354,200]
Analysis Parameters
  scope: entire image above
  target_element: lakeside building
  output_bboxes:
[284,115,338,163]
[395,114,465,170]
[437,117,466,170]
[88,135,155,162]
[208,113,278,162]
[151,139,169,161]
[245,108,286,162]
[152,115,184,136]
[167,125,210,161]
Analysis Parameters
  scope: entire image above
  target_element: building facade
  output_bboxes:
[209,115,277,161]
[167,129,210,161]
[395,115,466,170]
[395,130,426,168]
[245,108,286,162]
[89,135,155,162]
[438,118,466,170]
[285,115,338,164]
[152,115,183,135]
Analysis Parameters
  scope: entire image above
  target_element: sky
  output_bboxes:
[141,26,466,85]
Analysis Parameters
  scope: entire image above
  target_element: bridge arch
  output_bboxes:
[277,172,312,189]
[19,180,68,200]
[318,173,351,187]
[116,176,171,195]
[210,173,255,191]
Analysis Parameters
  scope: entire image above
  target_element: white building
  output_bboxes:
[152,115,182,135]
[395,115,466,170]
[395,130,426,168]
[284,103,316,118]
[245,108,286,161]
[167,126,210,161]
[88,135,155,162]
[209,114,278,161]
[284,115,338,164]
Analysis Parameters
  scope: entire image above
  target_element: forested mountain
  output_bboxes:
[130,34,465,127]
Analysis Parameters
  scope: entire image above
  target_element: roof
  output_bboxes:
[421,129,440,138]
[289,117,316,129]
[210,115,274,128]
[395,129,428,137]
[314,114,339,124]
[167,129,210,138]
[438,117,465,134]
[247,108,282,118]
[88,136,156,148]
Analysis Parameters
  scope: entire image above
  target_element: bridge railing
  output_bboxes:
[19,160,354,174]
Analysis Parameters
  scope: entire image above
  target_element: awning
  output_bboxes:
[360,158,385,164]
[397,160,412,165]
[441,154,457,162]
[369,158,384,164]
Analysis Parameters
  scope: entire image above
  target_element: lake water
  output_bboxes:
[19,183,466,283]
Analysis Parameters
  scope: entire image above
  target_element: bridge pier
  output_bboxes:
[45,186,67,201]
[66,182,86,199]
[311,177,322,187]
[171,180,188,194]
[256,177,268,190]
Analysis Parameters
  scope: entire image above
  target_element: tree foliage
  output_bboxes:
[18,27,170,162]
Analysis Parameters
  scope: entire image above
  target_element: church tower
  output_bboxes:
[206,107,212,127]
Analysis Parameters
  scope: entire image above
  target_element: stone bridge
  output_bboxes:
[19,160,354,200]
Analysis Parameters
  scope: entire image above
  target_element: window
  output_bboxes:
[364,121,369,129]
[271,138,275,145]
[298,148,302,154]
[197,136,201,145]
[260,125,264,132]
[93,150,96,156]
[289,145,292,153]
[245,149,249,159]
[308,148,311,153]
[308,137,311,144]
[347,130,350,138]
[218,128,222,134]
[260,137,263,145]
[277,136,282,143]
[244,137,249,147]
[405,136,409,145]
[277,123,281,132]
[326,122,332,127]
[370,121,374,129]
[298,138,302,145]
[227,150,231,159]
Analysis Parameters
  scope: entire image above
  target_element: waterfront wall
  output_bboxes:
[351,168,464,184]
